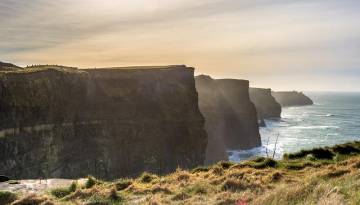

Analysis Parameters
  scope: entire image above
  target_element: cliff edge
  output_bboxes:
[272,91,313,107]
[0,65,207,179]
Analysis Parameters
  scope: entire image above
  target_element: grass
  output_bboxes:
[11,141,360,205]
[85,176,98,189]
[0,191,17,204]
[50,181,78,198]
[114,179,132,191]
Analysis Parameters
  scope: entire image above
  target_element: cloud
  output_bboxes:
[0,0,359,90]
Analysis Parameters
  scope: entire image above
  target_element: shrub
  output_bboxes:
[286,148,334,160]
[85,176,97,189]
[252,156,266,163]
[0,191,17,205]
[114,179,132,191]
[69,182,77,192]
[332,143,360,155]
[253,158,277,169]
[306,154,316,161]
[139,172,157,183]
[50,188,72,198]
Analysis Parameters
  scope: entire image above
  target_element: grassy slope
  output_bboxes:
[4,141,360,205]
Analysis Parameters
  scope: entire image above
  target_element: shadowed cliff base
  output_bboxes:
[0,64,207,180]
[196,75,261,165]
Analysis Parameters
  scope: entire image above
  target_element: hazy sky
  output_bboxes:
[1,0,360,91]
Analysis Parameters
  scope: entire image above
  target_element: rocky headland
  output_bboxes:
[272,91,313,107]
[249,88,282,126]
[196,75,261,165]
[0,65,207,180]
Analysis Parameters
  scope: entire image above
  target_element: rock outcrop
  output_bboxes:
[272,91,313,107]
[0,65,207,179]
[196,75,261,165]
[249,88,282,123]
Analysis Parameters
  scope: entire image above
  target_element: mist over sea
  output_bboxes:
[229,92,360,162]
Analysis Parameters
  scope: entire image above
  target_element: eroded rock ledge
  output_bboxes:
[196,75,261,165]
[0,65,207,179]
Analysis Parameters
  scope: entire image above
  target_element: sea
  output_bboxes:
[228,92,360,162]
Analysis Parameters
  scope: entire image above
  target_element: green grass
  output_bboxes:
[284,141,360,160]
[0,191,17,205]
[240,157,278,169]
[114,179,132,191]
[50,187,72,198]
[12,141,360,205]
[50,181,78,198]
[85,176,98,189]
[138,172,157,183]
[191,166,210,173]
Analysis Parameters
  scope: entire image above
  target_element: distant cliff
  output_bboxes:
[250,88,281,122]
[196,75,261,165]
[0,65,207,179]
[272,91,313,107]
[0,61,21,71]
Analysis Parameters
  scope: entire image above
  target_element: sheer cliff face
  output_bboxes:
[272,91,314,107]
[196,76,261,165]
[195,76,228,165]
[0,66,207,179]
[249,88,282,119]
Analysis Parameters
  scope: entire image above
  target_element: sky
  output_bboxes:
[1,0,360,91]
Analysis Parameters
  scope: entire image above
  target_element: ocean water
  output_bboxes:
[229,92,360,162]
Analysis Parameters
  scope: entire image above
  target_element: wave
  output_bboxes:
[289,125,339,130]
[315,114,335,117]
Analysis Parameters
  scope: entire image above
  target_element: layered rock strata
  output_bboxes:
[0,65,207,179]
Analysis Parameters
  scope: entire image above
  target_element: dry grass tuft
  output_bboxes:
[11,194,51,205]
[321,169,350,179]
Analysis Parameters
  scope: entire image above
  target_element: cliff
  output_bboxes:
[272,91,313,107]
[196,75,261,165]
[0,61,21,71]
[249,88,281,121]
[0,65,207,179]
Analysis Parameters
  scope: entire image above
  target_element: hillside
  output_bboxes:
[2,141,360,205]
